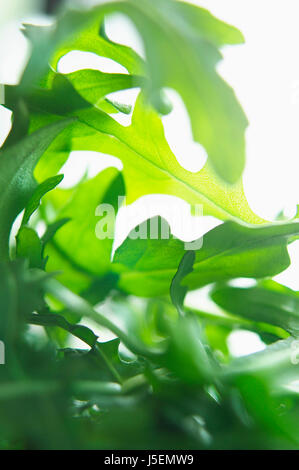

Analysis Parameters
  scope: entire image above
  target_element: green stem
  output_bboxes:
[44,278,162,359]
[95,343,123,384]
[0,380,121,401]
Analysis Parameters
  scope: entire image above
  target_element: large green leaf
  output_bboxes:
[10,0,247,184]
[17,76,261,224]
[0,119,74,260]
[48,0,247,182]
[111,0,248,183]
[184,222,299,290]
[114,218,299,297]
[211,281,299,336]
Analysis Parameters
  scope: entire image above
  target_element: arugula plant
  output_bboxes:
[1,0,299,450]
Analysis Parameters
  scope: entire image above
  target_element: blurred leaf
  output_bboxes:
[27,312,98,347]
[41,218,70,246]
[223,337,299,388]
[211,280,299,336]
[235,375,299,445]
[16,227,45,269]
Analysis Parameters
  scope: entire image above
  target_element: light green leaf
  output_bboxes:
[48,0,247,182]
[49,12,144,76]
[111,0,247,182]
[21,81,260,224]
[21,5,143,89]
[41,218,70,247]
[62,69,144,108]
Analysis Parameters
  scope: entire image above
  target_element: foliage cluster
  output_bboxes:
[1,0,299,450]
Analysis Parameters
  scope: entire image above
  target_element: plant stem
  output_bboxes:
[44,278,162,359]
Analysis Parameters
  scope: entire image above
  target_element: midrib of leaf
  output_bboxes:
[136,114,241,220]
[27,92,258,224]
[73,114,254,223]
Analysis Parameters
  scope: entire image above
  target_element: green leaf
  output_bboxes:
[184,222,299,290]
[27,312,98,347]
[111,0,247,182]
[48,0,247,182]
[0,261,48,343]
[114,217,185,296]
[160,315,215,385]
[170,251,195,315]
[16,227,45,269]
[61,69,144,108]
[49,11,144,76]
[21,174,63,226]
[41,218,70,247]
[211,280,299,336]
[0,118,74,259]
[223,337,299,389]
[22,83,261,224]
[43,168,124,292]
[114,218,299,297]
[21,6,142,90]
[0,262,18,343]
[234,375,298,444]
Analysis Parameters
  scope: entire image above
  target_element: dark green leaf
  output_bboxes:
[0,119,74,259]
[170,251,195,315]
[21,174,63,226]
